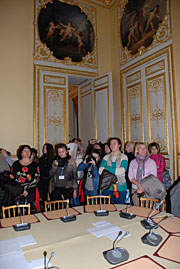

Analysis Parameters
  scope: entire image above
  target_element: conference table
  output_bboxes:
[0,204,180,269]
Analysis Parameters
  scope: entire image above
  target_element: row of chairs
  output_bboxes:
[1,197,166,218]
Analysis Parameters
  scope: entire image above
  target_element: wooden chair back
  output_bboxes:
[44,199,69,212]
[140,197,166,211]
[2,203,31,219]
[86,195,110,205]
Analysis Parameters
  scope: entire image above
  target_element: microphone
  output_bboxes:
[94,190,109,216]
[119,194,136,219]
[43,251,47,269]
[140,199,164,230]
[141,215,174,246]
[44,251,59,269]
[60,194,76,222]
[103,230,129,264]
[13,201,31,231]
[47,252,55,268]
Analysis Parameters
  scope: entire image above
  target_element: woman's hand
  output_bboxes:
[137,183,144,194]
[54,160,59,166]
[89,159,96,166]
[21,189,28,197]
[73,190,77,198]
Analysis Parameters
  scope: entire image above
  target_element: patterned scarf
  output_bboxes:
[136,153,149,182]
[107,151,125,185]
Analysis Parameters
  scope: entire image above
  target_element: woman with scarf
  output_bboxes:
[99,137,128,204]
[50,143,77,205]
[128,142,157,206]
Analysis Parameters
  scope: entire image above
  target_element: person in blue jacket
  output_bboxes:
[77,149,102,200]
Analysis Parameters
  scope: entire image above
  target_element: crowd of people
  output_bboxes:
[0,138,169,214]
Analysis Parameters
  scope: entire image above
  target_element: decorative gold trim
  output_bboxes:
[44,86,66,144]
[34,64,97,77]
[94,86,110,139]
[118,0,171,66]
[37,68,40,154]
[126,70,141,85]
[33,65,37,149]
[146,73,169,153]
[170,44,179,179]
[34,0,97,70]
[145,59,165,77]
[43,75,66,85]
[83,0,116,9]
[127,82,144,142]
[120,44,178,180]
[120,71,126,144]
[93,74,109,88]
[80,82,92,95]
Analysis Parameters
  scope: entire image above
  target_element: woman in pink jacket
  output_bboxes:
[128,142,157,205]
[148,142,165,183]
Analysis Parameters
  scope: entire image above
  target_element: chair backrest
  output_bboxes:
[2,203,31,219]
[44,199,69,212]
[86,195,110,205]
[140,197,166,211]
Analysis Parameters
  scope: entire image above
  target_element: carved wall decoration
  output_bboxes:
[127,83,144,142]
[146,74,168,153]
[34,0,97,70]
[121,47,178,180]
[118,0,171,66]
[44,86,66,145]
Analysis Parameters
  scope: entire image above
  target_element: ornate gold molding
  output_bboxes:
[34,0,97,70]
[118,0,171,66]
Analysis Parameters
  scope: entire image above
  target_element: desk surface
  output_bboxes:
[0,205,179,269]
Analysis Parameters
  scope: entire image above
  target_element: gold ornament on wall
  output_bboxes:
[131,109,141,128]
[151,105,164,125]
[48,112,62,133]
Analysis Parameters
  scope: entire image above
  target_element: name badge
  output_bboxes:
[59,175,65,180]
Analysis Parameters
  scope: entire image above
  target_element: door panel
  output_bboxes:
[34,65,68,152]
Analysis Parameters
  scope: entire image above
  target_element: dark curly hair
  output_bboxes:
[17,145,32,160]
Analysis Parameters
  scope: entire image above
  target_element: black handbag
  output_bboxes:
[99,169,117,191]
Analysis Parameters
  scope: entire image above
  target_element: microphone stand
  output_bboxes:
[103,230,129,264]
[94,190,109,216]
[140,199,165,230]
[60,194,76,222]
[141,215,174,246]
[119,197,136,219]
[13,202,31,231]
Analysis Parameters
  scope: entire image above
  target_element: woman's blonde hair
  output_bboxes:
[134,142,148,156]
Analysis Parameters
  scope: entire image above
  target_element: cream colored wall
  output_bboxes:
[0,0,34,155]
[171,0,180,153]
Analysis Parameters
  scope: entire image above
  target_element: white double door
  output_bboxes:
[34,67,114,152]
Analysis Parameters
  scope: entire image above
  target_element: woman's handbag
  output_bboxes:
[162,169,172,190]
[99,169,117,191]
